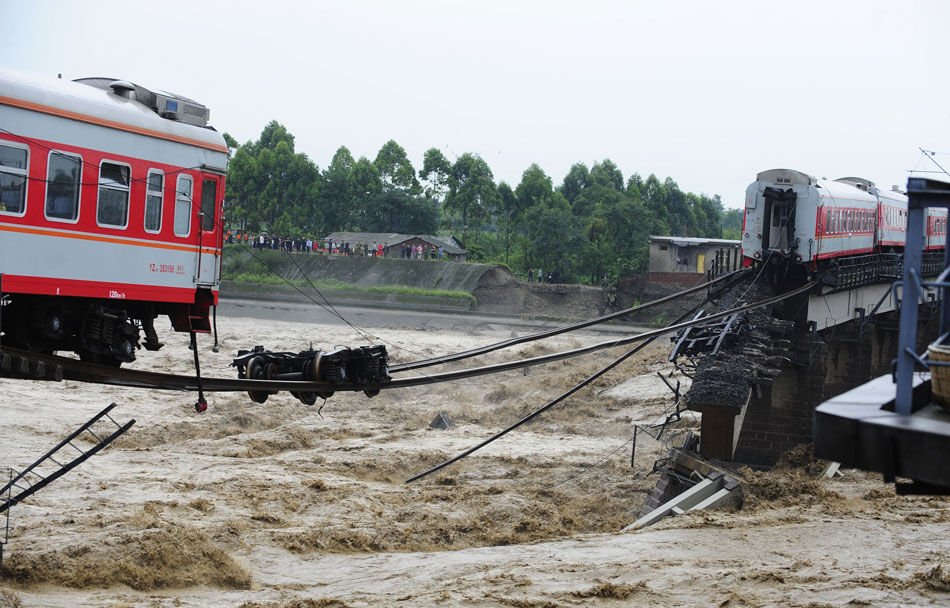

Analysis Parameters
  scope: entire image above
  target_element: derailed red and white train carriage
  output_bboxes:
[741,168,946,271]
[0,69,228,365]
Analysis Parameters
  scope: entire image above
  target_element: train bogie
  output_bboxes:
[232,345,392,404]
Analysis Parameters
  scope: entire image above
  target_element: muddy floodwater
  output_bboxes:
[0,306,948,607]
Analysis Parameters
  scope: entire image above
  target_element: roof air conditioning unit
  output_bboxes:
[155,92,210,127]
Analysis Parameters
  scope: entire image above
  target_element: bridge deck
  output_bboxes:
[807,283,897,331]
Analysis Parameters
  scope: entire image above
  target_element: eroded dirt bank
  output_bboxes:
[0,311,947,607]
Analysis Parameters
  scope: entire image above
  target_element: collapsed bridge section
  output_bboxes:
[672,270,942,467]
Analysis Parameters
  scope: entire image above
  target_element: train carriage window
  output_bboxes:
[145,170,164,233]
[826,210,832,234]
[97,162,131,228]
[200,178,216,232]
[174,174,193,237]
[0,143,28,215]
[45,151,81,221]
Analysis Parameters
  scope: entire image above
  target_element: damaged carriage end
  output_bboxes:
[231,344,391,405]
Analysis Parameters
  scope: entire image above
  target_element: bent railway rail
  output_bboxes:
[0,279,816,400]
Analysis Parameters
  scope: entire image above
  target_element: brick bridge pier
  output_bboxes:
[698,307,940,466]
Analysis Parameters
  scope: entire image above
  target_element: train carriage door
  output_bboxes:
[194,175,221,286]
[762,187,797,253]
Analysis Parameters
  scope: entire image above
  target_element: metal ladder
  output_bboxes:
[0,403,135,565]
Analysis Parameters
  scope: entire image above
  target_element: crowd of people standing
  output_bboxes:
[225,230,446,261]
[399,243,444,260]
[527,268,560,284]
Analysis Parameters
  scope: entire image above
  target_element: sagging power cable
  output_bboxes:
[405,303,705,483]
[391,268,750,373]
[384,280,815,389]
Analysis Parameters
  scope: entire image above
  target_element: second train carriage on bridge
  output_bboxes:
[741,168,947,279]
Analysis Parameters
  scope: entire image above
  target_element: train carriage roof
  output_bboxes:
[0,68,227,154]
[755,168,879,204]
[816,178,879,203]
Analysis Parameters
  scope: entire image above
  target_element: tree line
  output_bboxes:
[225,121,743,284]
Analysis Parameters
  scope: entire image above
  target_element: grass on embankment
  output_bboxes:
[222,246,477,304]
[226,271,475,303]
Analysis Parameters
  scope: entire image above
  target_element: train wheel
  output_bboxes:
[292,391,318,406]
[246,356,270,404]
[292,354,321,405]
[13,309,53,355]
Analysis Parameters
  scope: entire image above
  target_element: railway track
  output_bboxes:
[0,277,815,401]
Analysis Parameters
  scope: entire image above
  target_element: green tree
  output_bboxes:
[515,163,554,209]
[320,146,356,231]
[722,207,743,240]
[443,153,499,239]
[523,192,582,281]
[496,182,521,265]
[224,121,321,235]
[641,174,670,235]
[361,190,439,234]
[350,157,383,230]
[559,162,590,204]
[222,132,239,155]
[419,147,452,201]
[588,159,624,191]
[374,140,420,194]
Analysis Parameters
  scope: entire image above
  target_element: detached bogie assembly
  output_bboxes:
[232,345,391,404]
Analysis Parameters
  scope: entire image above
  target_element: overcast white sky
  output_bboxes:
[4,0,948,207]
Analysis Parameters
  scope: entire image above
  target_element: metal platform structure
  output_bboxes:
[815,176,950,491]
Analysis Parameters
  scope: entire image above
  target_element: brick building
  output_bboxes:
[648,236,741,287]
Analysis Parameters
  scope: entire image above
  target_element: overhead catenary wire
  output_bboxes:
[405,303,706,483]
[391,268,751,373]
[391,280,815,390]
[918,147,950,181]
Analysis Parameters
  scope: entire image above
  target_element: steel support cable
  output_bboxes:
[219,241,353,324]
[387,280,814,389]
[390,268,752,373]
[0,280,813,393]
[274,247,451,368]
[920,147,950,180]
[275,246,380,342]
[404,304,704,483]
